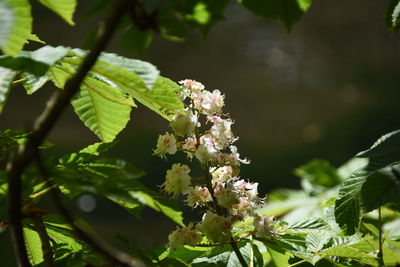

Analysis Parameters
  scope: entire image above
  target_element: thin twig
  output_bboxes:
[6,1,129,266]
[377,207,384,267]
[288,259,307,267]
[35,153,144,267]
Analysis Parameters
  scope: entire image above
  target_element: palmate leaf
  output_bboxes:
[37,0,77,25]
[237,0,312,30]
[0,0,32,56]
[0,66,16,113]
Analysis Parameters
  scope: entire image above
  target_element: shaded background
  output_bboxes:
[1,0,400,263]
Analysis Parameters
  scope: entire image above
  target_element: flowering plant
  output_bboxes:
[154,79,275,262]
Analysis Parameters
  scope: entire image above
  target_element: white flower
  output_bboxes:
[154,132,177,158]
[233,180,259,200]
[186,186,212,207]
[168,224,202,250]
[214,183,239,210]
[219,145,250,165]
[163,163,192,197]
[210,117,234,148]
[195,144,218,164]
[170,110,198,137]
[179,79,205,92]
[198,211,231,243]
[199,90,224,115]
[211,166,233,184]
[232,197,251,214]
[253,215,275,238]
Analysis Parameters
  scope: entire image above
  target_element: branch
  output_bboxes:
[6,1,129,266]
[35,154,144,267]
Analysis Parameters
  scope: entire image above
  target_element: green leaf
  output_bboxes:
[306,231,331,253]
[55,155,183,225]
[334,167,400,235]
[185,0,230,36]
[46,225,83,254]
[0,54,49,76]
[72,49,160,88]
[159,14,188,41]
[334,169,368,235]
[48,58,138,139]
[62,51,184,120]
[31,45,70,65]
[265,242,291,267]
[120,24,153,53]
[79,141,116,156]
[71,81,133,141]
[0,66,16,113]
[0,46,69,77]
[238,0,312,30]
[21,72,49,94]
[191,241,258,266]
[359,167,400,212]
[295,159,341,189]
[21,46,70,94]
[356,129,400,170]
[386,0,400,32]
[0,0,32,56]
[287,218,330,233]
[23,226,44,265]
[321,246,378,266]
[37,0,77,25]
[167,246,211,264]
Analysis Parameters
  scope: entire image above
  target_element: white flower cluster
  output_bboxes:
[154,79,275,250]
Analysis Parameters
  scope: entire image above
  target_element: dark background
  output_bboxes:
[1,0,400,263]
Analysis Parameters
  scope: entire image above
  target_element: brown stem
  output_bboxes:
[6,1,129,266]
[377,207,384,267]
[32,216,53,267]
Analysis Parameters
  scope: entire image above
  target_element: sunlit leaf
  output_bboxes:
[0,66,16,113]
[70,79,133,142]
[37,0,77,25]
[23,226,44,265]
[0,0,32,56]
